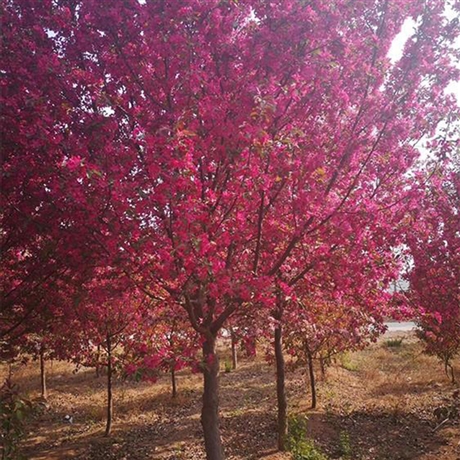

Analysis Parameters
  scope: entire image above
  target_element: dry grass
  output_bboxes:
[1,332,459,459]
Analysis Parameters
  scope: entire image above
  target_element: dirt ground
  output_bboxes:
[2,332,460,460]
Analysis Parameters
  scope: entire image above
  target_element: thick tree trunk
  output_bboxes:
[39,348,47,400]
[171,364,177,398]
[230,330,237,370]
[274,325,287,451]
[105,334,113,437]
[201,334,225,460]
[307,350,317,409]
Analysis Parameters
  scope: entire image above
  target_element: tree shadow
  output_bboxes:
[370,380,436,398]
[221,409,279,459]
[20,373,204,459]
[21,396,205,460]
[304,409,446,460]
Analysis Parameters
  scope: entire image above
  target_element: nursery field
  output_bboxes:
[2,332,460,460]
[3,1,460,459]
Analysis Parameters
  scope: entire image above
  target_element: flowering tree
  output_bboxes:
[67,272,150,436]
[285,296,386,409]
[2,0,459,458]
[0,276,84,402]
[125,306,201,399]
[407,159,460,383]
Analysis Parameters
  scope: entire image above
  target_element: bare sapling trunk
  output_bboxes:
[274,324,287,451]
[230,329,237,370]
[201,333,225,460]
[105,334,113,437]
[171,364,177,398]
[306,349,317,409]
[444,358,456,384]
[320,356,326,378]
[39,347,47,400]
[96,344,101,378]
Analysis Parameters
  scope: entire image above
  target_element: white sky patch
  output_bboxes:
[45,29,58,39]
[387,9,460,164]
[387,18,417,64]
[387,14,459,105]
[446,80,460,103]
[102,106,115,117]
[445,3,460,103]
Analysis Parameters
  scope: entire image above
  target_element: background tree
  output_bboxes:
[125,307,201,399]
[69,273,149,436]
[285,296,386,409]
[407,157,460,383]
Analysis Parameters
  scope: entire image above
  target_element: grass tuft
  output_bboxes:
[384,338,404,348]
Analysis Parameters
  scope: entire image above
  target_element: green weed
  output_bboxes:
[0,379,33,460]
[287,415,328,460]
[339,430,352,459]
[339,353,359,372]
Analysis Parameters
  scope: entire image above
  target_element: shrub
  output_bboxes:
[287,415,328,460]
[224,361,232,373]
[384,338,404,348]
[0,379,33,460]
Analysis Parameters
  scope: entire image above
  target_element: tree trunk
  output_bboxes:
[307,350,317,409]
[230,329,237,370]
[171,364,177,398]
[445,359,456,384]
[105,334,113,437]
[320,356,326,378]
[274,324,287,451]
[96,344,101,378]
[39,348,47,400]
[201,334,225,460]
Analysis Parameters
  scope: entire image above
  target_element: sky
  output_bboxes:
[388,13,460,104]
[387,14,460,162]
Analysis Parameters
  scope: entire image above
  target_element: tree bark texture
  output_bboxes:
[231,330,238,370]
[307,350,317,409]
[201,334,225,460]
[39,348,47,400]
[274,325,287,451]
[96,344,101,378]
[171,365,177,398]
[105,334,113,437]
[320,356,326,378]
[445,359,456,384]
